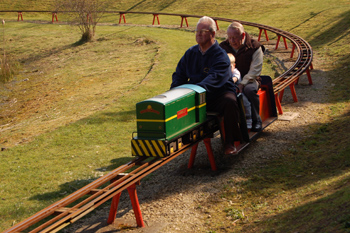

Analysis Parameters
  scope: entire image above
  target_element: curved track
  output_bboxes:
[2,11,313,233]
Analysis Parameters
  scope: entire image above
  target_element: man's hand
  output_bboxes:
[237,83,244,93]
[256,76,262,89]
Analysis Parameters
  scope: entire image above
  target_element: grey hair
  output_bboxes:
[227,21,245,35]
[197,16,217,32]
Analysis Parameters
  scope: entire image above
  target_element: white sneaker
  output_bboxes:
[246,119,252,129]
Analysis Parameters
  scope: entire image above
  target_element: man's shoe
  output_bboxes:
[251,122,262,132]
[224,144,238,155]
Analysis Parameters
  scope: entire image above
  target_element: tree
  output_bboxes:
[56,0,112,42]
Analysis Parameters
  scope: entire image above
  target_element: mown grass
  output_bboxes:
[0,0,350,232]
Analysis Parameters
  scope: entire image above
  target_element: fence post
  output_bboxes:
[52,12,58,22]
[119,13,126,24]
[17,12,23,21]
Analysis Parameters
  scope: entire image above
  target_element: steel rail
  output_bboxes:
[1,11,313,232]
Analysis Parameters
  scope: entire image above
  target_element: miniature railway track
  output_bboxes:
[3,144,195,233]
[1,11,313,232]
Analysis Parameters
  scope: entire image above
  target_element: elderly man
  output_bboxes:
[220,21,264,132]
[171,16,242,155]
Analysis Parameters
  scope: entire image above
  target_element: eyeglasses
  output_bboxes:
[195,29,210,35]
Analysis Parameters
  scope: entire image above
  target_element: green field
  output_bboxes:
[0,0,350,232]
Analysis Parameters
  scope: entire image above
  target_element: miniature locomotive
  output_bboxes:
[131,84,220,157]
[131,76,278,158]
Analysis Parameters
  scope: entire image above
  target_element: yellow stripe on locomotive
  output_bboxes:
[132,84,206,157]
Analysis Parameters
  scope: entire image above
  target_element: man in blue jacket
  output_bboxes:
[171,16,242,155]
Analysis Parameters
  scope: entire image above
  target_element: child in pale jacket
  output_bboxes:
[227,53,252,129]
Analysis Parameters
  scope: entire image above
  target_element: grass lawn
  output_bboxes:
[0,0,350,232]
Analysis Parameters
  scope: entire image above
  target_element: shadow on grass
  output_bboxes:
[241,106,349,187]
[240,175,350,232]
[308,10,350,48]
[19,30,118,65]
[97,157,135,172]
[222,107,350,232]
[126,0,177,12]
[29,156,133,203]
[19,42,80,65]
[25,155,144,232]
[288,10,327,33]
[75,110,136,125]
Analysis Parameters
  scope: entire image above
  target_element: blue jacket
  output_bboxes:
[171,41,237,102]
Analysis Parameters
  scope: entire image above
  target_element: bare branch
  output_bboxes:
[55,0,112,42]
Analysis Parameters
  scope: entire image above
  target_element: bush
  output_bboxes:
[1,19,18,83]
[0,55,17,83]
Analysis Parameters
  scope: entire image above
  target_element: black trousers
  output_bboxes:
[243,81,262,124]
[207,92,242,145]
